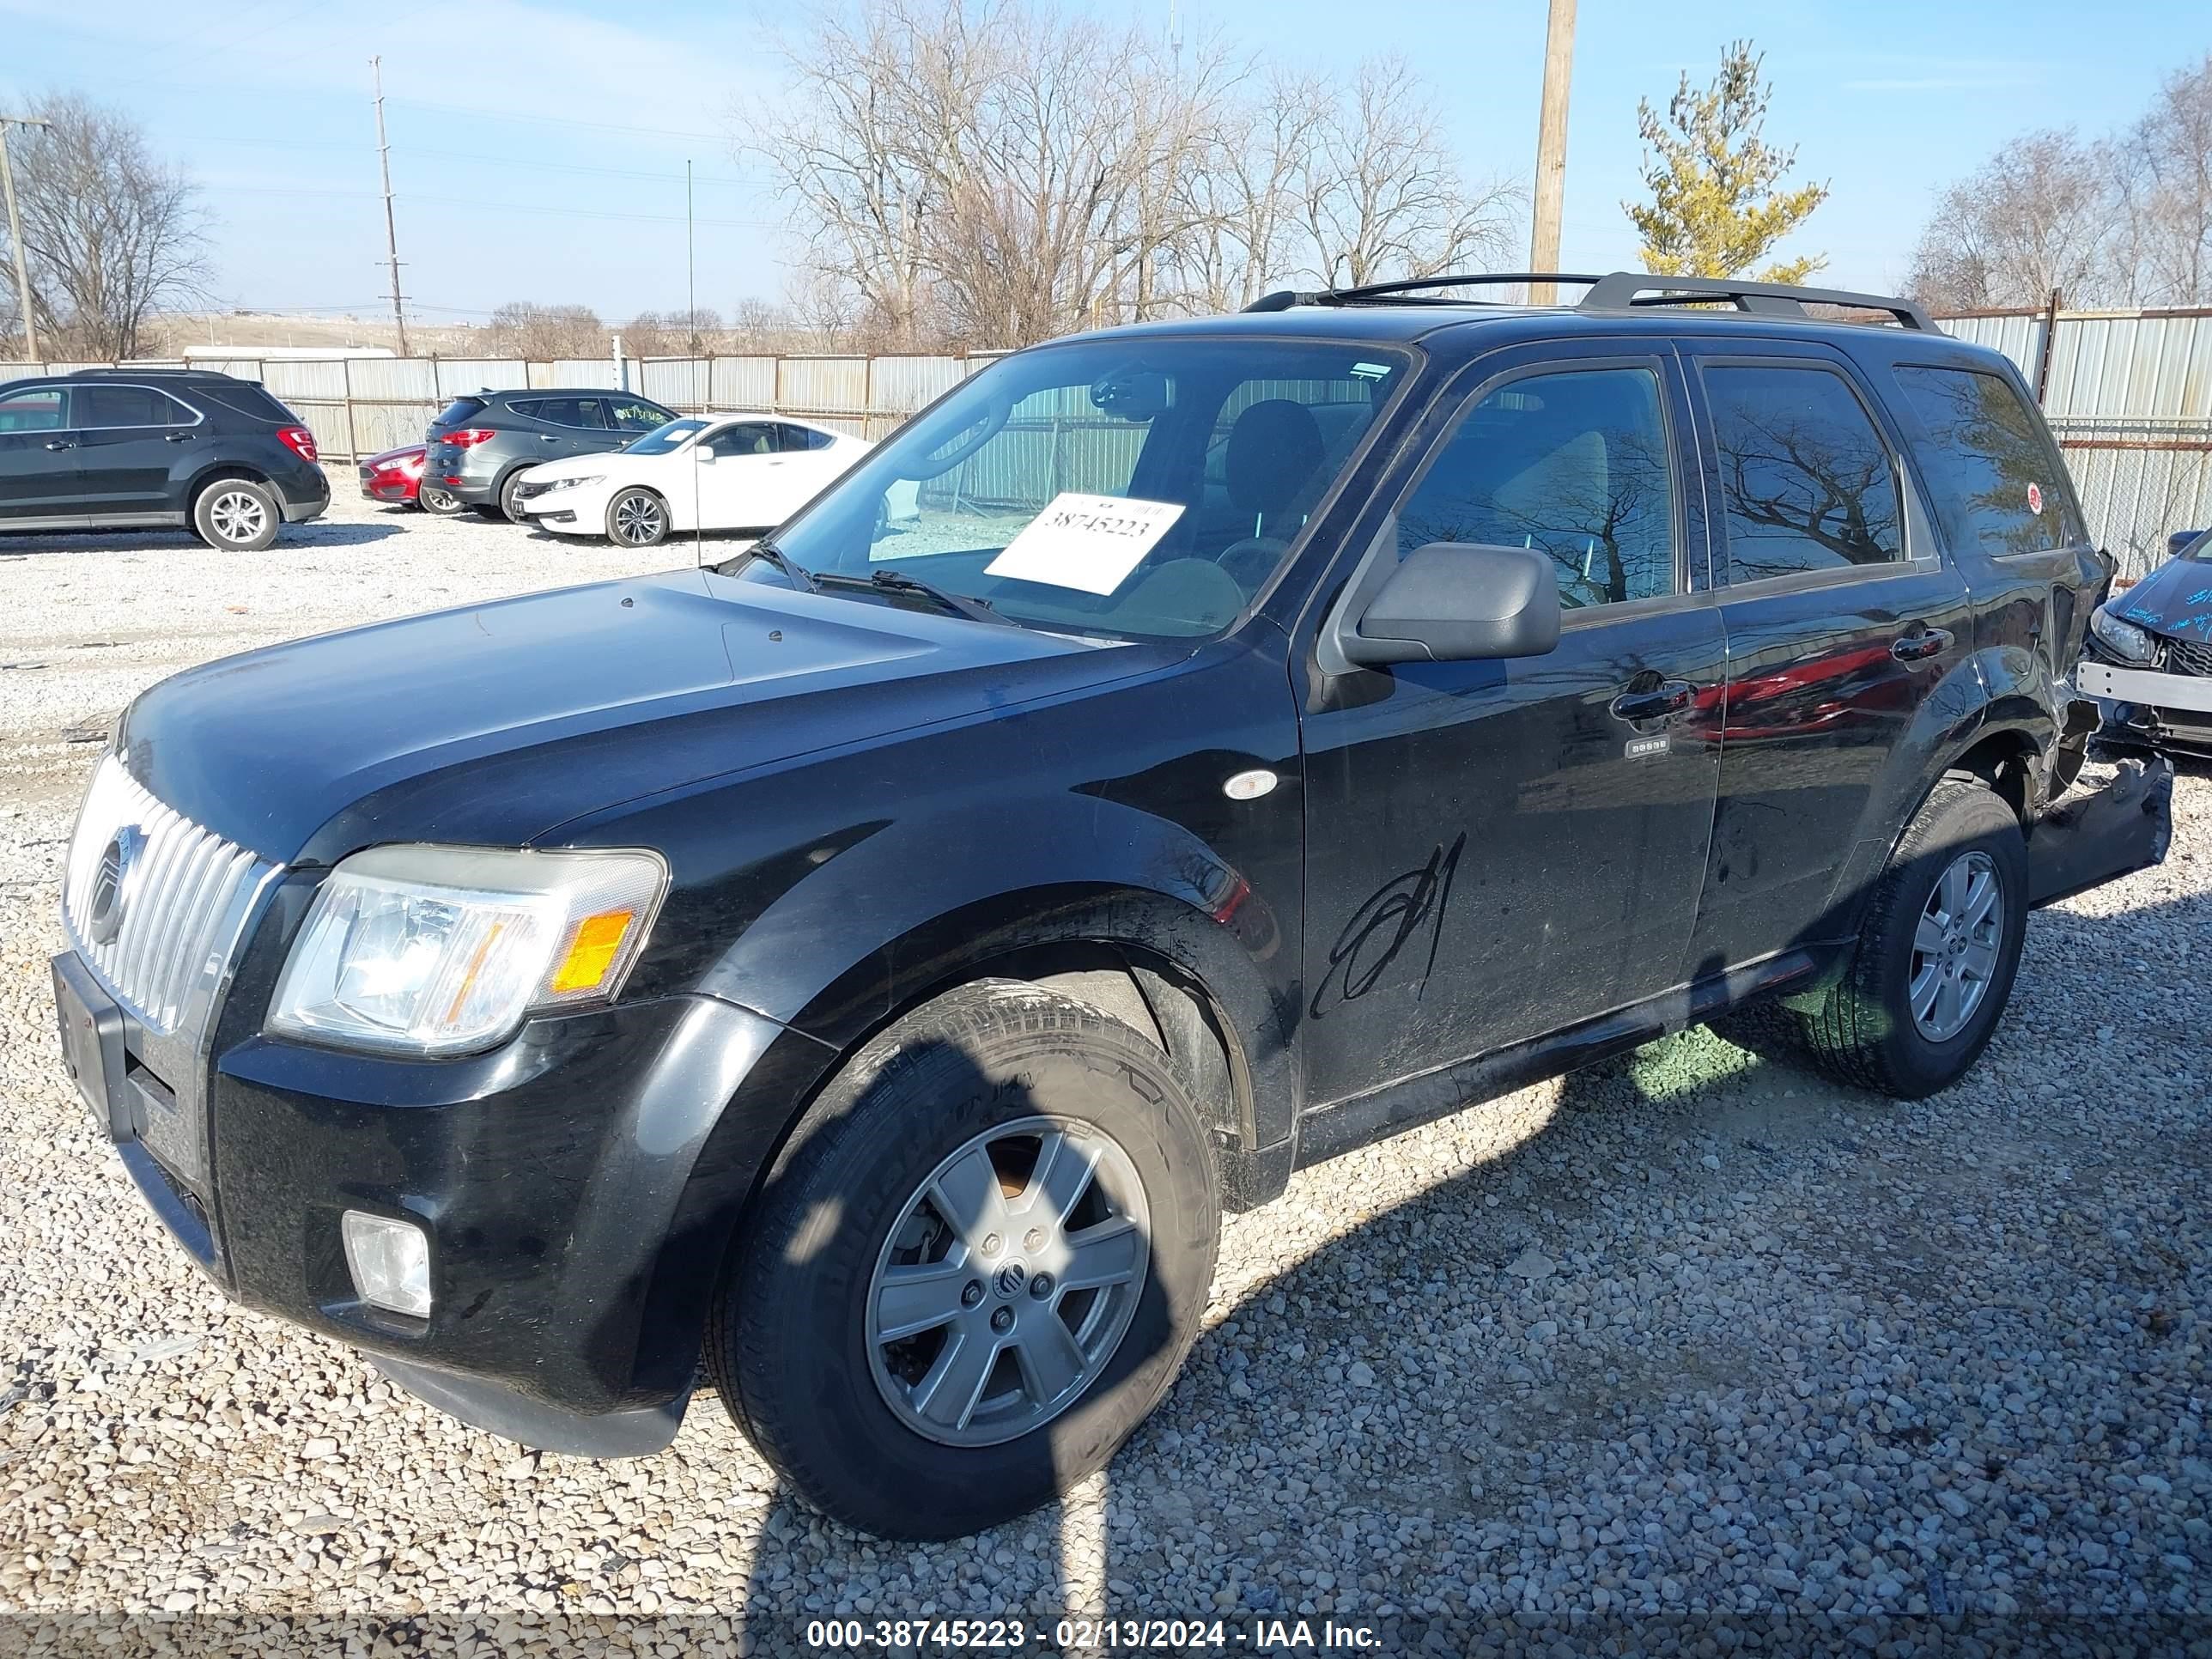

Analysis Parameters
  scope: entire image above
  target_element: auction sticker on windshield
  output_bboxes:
[984,493,1185,595]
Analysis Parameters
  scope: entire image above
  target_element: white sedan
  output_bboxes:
[512,412,884,547]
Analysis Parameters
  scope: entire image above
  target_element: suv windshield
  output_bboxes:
[625,417,708,455]
[751,337,1410,639]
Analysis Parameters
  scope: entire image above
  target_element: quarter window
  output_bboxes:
[1893,365,2083,553]
[0,388,65,432]
[1397,366,1678,608]
[775,422,836,452]
[1706,365,1903,582]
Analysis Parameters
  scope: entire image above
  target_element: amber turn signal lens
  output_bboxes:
[549,909,636,995]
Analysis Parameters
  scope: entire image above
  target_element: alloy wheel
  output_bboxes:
[865,1115,1151,1449]
[208,489,268,544]
[612,493,664,545]
[1909,850,2003,1042]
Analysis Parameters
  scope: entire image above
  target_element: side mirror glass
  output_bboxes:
[1339,542,1563,666]
[2169,528,2207,559]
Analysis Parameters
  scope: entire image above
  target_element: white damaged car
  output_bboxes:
[512,412,908,547]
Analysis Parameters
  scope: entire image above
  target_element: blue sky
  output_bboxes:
[2,0,2203,328]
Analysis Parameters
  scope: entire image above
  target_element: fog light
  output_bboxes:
[341,1210,432,1317]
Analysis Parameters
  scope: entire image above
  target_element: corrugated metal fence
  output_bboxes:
[1936,307,2212,578]
[0,352,997,467]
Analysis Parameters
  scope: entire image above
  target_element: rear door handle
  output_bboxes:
[1891,627,1954,662]
[164,431,194,443]
[45,439,76,451]
[1610,679,1695,722]
[539,434,561,442]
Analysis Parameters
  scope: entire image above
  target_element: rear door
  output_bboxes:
[74,383,199,517]
[1294,343,1728,1109]
[1680,343,1977,971]
[526,396,613,461]
[0,385,83,523]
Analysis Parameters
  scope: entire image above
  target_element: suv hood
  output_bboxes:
[118,568,1161,863]
[2111,554,2212,646]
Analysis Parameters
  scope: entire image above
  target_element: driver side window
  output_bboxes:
[1398,366,1678,609]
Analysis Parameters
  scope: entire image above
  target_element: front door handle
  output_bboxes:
[1891,627,1954,662]
[1610,679,1695,722]
[164,431,194,443]
[539,434,561,442]
[45,439,76,452]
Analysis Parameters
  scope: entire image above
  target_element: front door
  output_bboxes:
[695,421,784,530]
[74,382,197,517]
[0,385,82,523]
[1295,347,1725,1109]
[1680,345,1977,970]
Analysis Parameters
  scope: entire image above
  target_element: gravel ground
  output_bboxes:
[1,480,2207,1656]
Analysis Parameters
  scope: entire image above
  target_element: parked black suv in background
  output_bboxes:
[52,274,2172,1541]
[0,368,328,550]
[423,388,676,522]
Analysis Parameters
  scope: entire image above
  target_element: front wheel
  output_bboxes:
[1798,779,2028,1098]
[709,981,1220,1539]
[191,477,281,552]
[605,488,668,547]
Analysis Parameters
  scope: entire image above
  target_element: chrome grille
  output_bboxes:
[62,755,280,1034]
[2161,636,2212,679]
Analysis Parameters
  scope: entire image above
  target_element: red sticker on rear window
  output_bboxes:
[2027,482,2045,514]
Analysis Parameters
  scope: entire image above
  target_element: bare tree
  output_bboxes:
[2113,55,2212,305]
[623,307,725,356]
[485,301,605,359]
[1291,58,1520,289]
[0,93,208,359]
[1907,130,2119,311]
[1164,67,1332,313]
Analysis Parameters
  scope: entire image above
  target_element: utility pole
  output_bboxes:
[370,58,410,356]
[0,113,52,362]
[1526,0,1577,306]
[685,158,698,356]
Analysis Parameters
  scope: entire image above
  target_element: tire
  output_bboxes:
[416,483,465,517]
[708,980,1220,1539]
[498,470,532,524]
[190,477,281,552]
[1796,779,2029,1099]
[605,488,669,548]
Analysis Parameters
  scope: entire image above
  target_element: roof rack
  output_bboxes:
[64,366,240,380]
[1244,273,1602,312]
[1243,269,1936,332]
[1579,272,1934,332]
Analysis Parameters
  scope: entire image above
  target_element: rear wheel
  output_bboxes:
[606,488,668,548]
[416,483,465,516]
[1795,779,2028,1098]
[498,470,532,524]
[190,477,280,552]
[709,980,1219,1539]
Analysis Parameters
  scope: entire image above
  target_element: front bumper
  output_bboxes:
[55,933,796,1455]
[2077,656,2212,757]
[2027,757,2176,908]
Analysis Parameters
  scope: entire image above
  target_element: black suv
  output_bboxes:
[0,368,328,550]
[51,274,2172,1540]
[423,388,676,521]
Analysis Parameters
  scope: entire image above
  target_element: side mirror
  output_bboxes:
[2169,529,2206,558]
[1339,542,1562,666]
[695,449,719,466]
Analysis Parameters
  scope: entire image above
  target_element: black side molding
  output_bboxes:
[2027,758,2175,908]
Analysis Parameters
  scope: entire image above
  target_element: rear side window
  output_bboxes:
[1396,365,1678,608]
[1705,364,1903,582]
[435,397,489,426]
[77,385,191,427]
[534,396,608,429]
[1893,365,2084,554]
[0,387,65,431]
[775,422,836,452]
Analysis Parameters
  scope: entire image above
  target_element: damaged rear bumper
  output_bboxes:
[2027,757,2176,908]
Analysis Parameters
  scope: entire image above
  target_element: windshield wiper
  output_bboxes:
[733,538,816,592]
[813,568,1014,627]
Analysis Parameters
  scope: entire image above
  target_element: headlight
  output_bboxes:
[543,474,603,492]
[2090,604,2156,665]
[267,845,667,1056]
